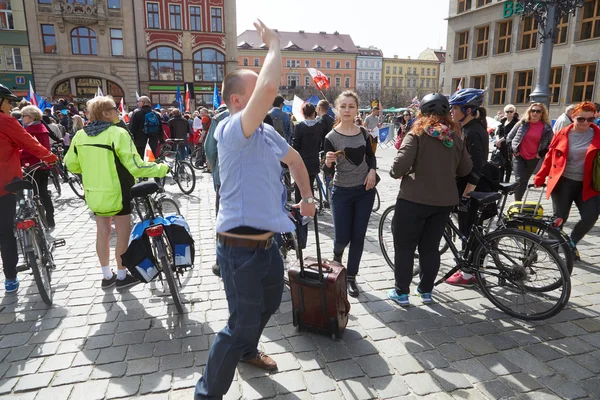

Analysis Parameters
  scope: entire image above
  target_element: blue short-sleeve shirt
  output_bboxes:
[215,112,294,233]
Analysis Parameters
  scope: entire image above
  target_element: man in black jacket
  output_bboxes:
[168,109,192,158]
[316,100,334,150]
[129,96,165,158]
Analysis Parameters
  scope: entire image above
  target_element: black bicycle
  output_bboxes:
[6,163,65,304]
[49,143,85,200]
[157,139,196,195]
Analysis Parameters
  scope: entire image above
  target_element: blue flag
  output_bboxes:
[155,103,161,110]
[175,86,183,112]
[379,126,390,143]
[213,83,221,109]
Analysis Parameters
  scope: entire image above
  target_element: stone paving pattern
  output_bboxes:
[0,145,600,399]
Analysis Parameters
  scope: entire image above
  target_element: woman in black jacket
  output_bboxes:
[494,104,519,182]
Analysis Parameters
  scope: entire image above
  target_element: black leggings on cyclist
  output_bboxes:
[0,194,18,280]
[393,198,452,295]
[33,169,55,228]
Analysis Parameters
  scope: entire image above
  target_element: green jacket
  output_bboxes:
[65,125,169,216]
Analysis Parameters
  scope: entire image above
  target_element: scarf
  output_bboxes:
[83,121,112,137]
[425,123,455,148]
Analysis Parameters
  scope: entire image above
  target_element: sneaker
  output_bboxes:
[102,273,117,288]
[242,351,278,371]
[573,247,581,262]
[387,288,410,307]
[445,271,476,287]
[415,288,433,304]
[115,273,140,290]
[4,278,19,293]
[212,263,221,277]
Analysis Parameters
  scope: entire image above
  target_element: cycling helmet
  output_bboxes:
[0,84,19,101]
[419,93,449,116]
[449,88,485,108]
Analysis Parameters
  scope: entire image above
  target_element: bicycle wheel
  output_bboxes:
[67,171,85,200]
[190,147,204,170]
[473,228,570,321]
[372,188,380,212]
[27,230,53,305]
[159,245,184,313]
[379,205,395,271]
[175,161,196,195]
[157,197,180,217]
[50,168,61,197]
[503,219,574,276]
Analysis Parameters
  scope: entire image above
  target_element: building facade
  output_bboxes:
[355,46,383,107]
[418,47,446,92]
[0,0,33,97]
[237,30,358,98]
[382,55,441,106]
[444,0,600,118]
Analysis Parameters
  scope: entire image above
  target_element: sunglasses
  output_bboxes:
[505,110,514,113]
[575,117,596,123]
[530,109,542,114]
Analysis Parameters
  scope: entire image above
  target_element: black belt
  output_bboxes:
[217,233,275,249]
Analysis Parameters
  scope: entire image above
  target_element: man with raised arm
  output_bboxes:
[194,20,315,400]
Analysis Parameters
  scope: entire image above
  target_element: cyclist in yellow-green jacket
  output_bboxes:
[65,96,169,290]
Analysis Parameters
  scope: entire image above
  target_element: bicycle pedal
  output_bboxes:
[16,264,30,273]
[52,239,66,248]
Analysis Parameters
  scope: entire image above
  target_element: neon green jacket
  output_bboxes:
[65,125,169,216]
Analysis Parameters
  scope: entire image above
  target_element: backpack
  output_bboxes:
[143,111,161,136]
[489,148,505,168]
[268,111,286,138]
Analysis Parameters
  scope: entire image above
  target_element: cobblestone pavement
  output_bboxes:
[1,144,600,399]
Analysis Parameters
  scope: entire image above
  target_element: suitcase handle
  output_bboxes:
[521,184,545,215]
[292,208,324,281]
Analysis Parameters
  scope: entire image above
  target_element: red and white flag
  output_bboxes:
[28,82,38,107]
[185,84,191,112]
[456,77,463,92]
[119,97,129,123]
[143,140,155,162]
[306,68,330,91]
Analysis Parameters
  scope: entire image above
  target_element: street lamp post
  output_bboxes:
[518,0,586,109]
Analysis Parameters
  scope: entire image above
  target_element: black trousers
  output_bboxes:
[499,142,513,183]
[513,156,542,201]
[393,198,452,294]
[551,177,600,245]
[33,169,54,227]
[0,194,18,280]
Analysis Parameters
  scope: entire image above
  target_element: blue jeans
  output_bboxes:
[330,185,375,277]
[195,240,284,399]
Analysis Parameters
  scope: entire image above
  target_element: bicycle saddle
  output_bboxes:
[498,182,519,194]
[468,191,502,205]
[131,181,160,198]
[4,178,33,193]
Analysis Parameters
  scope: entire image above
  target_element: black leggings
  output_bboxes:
[393,198,452,295]
[0,194,18,280]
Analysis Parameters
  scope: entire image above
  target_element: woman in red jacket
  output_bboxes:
[534,102,600,256]
[20,105,56,229]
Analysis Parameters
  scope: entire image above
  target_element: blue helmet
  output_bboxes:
[449,88,485,108]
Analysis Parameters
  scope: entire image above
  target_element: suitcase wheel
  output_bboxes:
[329,318,340,340]
[293,309,303,329]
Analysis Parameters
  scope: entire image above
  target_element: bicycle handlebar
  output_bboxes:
[528,183,546,189]
[23,162,50,173]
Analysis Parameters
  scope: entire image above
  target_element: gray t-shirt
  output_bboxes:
[323,129,375,188]
[563,128,594,181]
[364,114,379,131]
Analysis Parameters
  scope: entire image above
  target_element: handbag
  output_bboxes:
[593,151,600,192]
[360,127,381,186]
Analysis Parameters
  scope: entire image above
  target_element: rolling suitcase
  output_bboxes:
[507,184,544,232]
[288,213,350,339]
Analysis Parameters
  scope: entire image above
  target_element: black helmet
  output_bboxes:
[419,93,449,116]
[0,84,19,101]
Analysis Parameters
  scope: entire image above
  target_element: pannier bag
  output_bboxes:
[165,215,195,267]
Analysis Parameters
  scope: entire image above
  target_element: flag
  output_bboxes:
[306,68,330,90]
[119,97,129,122]
[212,83,221,109]
[292,95,305,123]
[154,103,161,110]
[136,91,140,101]
[185,84,191,112]
[143,141,155,162]
[176,85,183,112]
[28,82,38,107]
[379,126,390,143]
[96,86,103,97]
[456,78,463,92]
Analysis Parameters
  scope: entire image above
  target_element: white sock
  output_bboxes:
[117,269,127,280]
[462,272,473,280]
[101,266,113,280]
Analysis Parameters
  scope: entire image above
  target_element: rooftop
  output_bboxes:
[237,30,359,53]
[356,46,383,57]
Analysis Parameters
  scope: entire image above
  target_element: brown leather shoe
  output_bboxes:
[242,351,278,371]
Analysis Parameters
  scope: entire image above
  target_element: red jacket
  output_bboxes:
[0,113,57,197]
[21,122,52,169]
[534,124,600,201]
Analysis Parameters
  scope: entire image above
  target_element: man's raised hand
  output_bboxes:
[253,19,279,48]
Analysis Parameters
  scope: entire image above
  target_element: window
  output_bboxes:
[287,75,299,87]
[572,63,596,101]
[386,66,390,73]
[147,2,160,29]
[304,60,309,67]
[451,78,463,92]
[149,46,183,81]
[326,60,331,68]
[4,47,22,70]
[358,72,363,80]
[427,68,430,76]
[432,68,435,76]
[190,6,202,31]
[243,58,248,66]
[556,15,568,44]
[413,67,417,74]
[520,16,538,51]
[346,61,350,69]
[550,67,562,104]
[456,30,469,61]
[392,77,397,87]
[458,0,471,13]
[496,20,512,54]
[316,60,321,68]
[335,77,341,87]
[193,48,225,82]
[491,73,508,105]
[305,76,310,87]
[375,72,379,80]
[426,79,430,88]
[385,77,390,86]
[393,67,397,74]
[71,27,97,55]
[476,0,491,6]
[211,7,222,32]
[67,0,93,4]
[41,24,57,54]
[421,68,425,75]
[579,0,600,40]
[108,0,120,9]
[475,25,489,57]
[420,79,424,87]
[345,77,350,88]
[110,28,123,56]
[0,0,13,30]
[169,5,181,30]
[399,67,403,74]
[254,58,259,67]
[38,0,52,3]
[470,75,486,90]
[335,61,340,68]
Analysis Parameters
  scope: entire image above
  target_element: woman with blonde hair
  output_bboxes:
[507,103,553,201]
[388,94,472,306]
[65,96,169,290]
[64,114,84,151]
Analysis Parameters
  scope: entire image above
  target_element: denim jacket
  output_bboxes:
[507,121,553,158]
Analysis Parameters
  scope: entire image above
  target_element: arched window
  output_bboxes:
[148,46,183,81]
[193,48,225,82]
[71,27,97,55]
